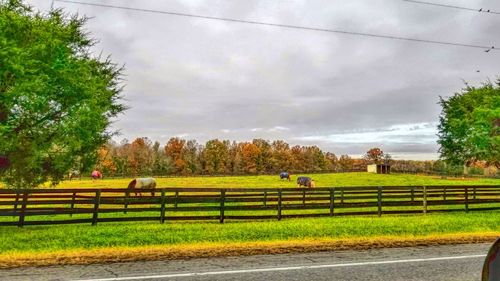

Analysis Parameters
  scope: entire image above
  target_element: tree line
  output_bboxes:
[94,138,362,177]
[91,140,499,178]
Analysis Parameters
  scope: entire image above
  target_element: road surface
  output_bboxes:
[0,243,491,281]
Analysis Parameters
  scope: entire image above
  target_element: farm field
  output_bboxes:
[1,172,499,266]
[46,172,500,189]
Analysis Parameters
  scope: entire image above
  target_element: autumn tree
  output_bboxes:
[290,145,306,172]
[203,139,229,174]
[252,139,272,173]
[164,137,186,174]
[129,138,153,176]
[271,140,292,172]
[97,145,116,176]
[0,1,125,188]
[240,142,260,173]
[93,137,360,176]
[364,147,385,164]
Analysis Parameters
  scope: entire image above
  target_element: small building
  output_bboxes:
[367,164,391,174]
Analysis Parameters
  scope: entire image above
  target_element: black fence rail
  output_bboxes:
[0,186,499,227]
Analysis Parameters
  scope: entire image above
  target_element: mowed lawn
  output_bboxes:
[1,212,499,255]
[54,172,500,189]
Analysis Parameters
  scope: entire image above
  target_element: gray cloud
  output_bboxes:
[27,0,500,159]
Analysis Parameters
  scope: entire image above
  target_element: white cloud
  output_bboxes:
[295,122,438,145]
[268,126,290,132]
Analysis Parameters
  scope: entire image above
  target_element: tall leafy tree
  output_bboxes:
[128,138,153,176]
[183,140,201,174]
[203,139,229,174]
[240,142,260,174]
[0,1,126,187]
[271,140,291,172]
[338,154,354,171]
[364,148,385,164]
[437,81,500,168]
[164,137,186,174]
[252,139,272,173]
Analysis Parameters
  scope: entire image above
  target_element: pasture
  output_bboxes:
[1,172,499,265]
[51,172,500,189]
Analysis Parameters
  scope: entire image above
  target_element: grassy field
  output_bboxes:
[51,172,500,189]
[0,172,499,266]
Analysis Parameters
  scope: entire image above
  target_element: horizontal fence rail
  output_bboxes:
[0,186,499,227]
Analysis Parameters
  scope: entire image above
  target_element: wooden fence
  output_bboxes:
[0,185,499,227]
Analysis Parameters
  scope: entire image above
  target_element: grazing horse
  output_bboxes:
[280,172,291,181]
[127,178,157,197]
[91,170,102,180]
[68,170,80,181]
[297,176,315,188]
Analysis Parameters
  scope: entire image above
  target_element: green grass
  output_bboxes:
[0,212,499,254]
[49,172,500,189]
[1,173,498,256]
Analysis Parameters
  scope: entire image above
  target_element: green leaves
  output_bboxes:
[0,0,125,188]
[437,81,500,168]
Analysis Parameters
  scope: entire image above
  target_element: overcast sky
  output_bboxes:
[28,0,500,160]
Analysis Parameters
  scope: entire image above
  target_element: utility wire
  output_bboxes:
[402,0,500,15]
[54,0,497,52]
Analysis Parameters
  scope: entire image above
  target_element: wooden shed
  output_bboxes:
[367,164,391,174]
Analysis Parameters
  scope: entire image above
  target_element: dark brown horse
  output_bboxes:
[297,176,315,188]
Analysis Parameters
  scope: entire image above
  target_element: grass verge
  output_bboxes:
[0,233,498,268]
[0,211,499,268]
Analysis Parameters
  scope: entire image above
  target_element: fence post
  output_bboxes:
[423,186,427,215]
[13,192,20,217]
[302,189,306,206]
[473,187,476,200]
[443,187,447,202]
[277,189,282,221]
[465,187,469,213]
[17,192,28,228]
[263,191,267,207]
[341,189,344,204]
[411,187,415,203]
[160,189,166,223]
[70,192,76,217]
[174,191,179,210]
[92,190,101,226]
[329,188,335,217]
[124,189,130,214]
[377,186,382,217]
[220,189,226,223]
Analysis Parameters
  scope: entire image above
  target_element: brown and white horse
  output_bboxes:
[127,178,157,197]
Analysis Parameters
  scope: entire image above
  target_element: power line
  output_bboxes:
[402,0,500,15]
[54,0,497,52]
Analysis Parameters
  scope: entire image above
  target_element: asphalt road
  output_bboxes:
[0,243,492,281]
